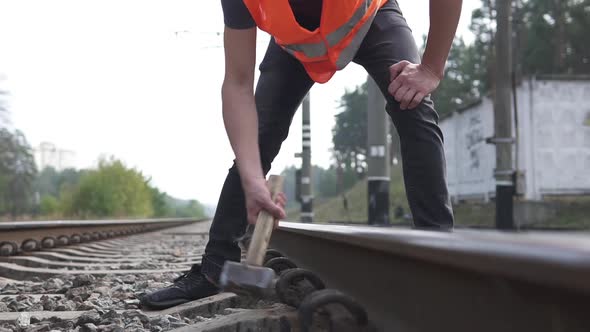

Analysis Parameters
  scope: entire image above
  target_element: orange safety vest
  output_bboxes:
[242,0,387,83]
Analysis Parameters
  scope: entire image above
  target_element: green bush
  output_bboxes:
[40,195,59,216]
[62,158,153,218]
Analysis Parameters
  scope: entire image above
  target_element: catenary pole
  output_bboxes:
[492,0,516,229]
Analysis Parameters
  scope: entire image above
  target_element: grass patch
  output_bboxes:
[452,198,590,230]
[288,164,410,224]
[288,167,590,230]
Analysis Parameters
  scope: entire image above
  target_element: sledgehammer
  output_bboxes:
[219,175,284,296]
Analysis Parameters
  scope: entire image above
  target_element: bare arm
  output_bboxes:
[422,0,463,77]
[221,26,261,185]
[388,0,463,109]
[221,27,285,224]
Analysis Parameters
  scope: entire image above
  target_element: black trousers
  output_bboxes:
[202,1,454,282]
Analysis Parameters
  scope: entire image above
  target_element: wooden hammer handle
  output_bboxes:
[245,175,284,266]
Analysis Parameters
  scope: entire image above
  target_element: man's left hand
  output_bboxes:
[388,60,441,110]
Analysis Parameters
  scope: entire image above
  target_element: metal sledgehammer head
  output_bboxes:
[220,175,284,296]
[220,261,276,296]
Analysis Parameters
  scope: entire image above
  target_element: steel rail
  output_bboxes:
[270,222,590,332]
[0,218,202,230]
[0,218,205,256]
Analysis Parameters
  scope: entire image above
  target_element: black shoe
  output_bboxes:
[140,264,219,310]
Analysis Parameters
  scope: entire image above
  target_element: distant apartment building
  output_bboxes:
[0,113,10,129]
[0,75,10,129]
[34,142,76,171]
[0,101,10,130]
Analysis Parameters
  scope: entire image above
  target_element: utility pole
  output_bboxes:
[492,0,515,229]
[300,93,313,223]
[367,77,390,225]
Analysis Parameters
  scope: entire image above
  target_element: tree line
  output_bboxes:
[36,159,206,219]
[434,0,589,118]
[0,128,205,220]
[280,165,361,210]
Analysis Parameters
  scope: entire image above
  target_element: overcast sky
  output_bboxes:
[0,0,479,205]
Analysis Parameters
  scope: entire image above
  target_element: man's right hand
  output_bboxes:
[243,177,287,227]
[221,27,286,227]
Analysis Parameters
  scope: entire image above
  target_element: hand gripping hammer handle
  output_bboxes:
[245,175,284,266]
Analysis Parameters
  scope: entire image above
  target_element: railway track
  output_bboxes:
[0,218,589,331]
[0,220,302,332]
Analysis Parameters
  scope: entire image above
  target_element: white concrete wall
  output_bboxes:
[441,78,590,201]
[529,79,590,196]
[441,99,496,201]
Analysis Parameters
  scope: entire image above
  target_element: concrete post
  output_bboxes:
[367,77,390,225]
[493,0,516,229]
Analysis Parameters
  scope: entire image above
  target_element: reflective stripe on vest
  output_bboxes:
[282,0,376,65]
[283,42,326,58]
[335,5,377,69]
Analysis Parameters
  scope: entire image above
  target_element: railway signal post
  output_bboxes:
[300,93,313,223]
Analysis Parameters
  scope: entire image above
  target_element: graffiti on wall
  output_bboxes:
[465,114,485,171]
